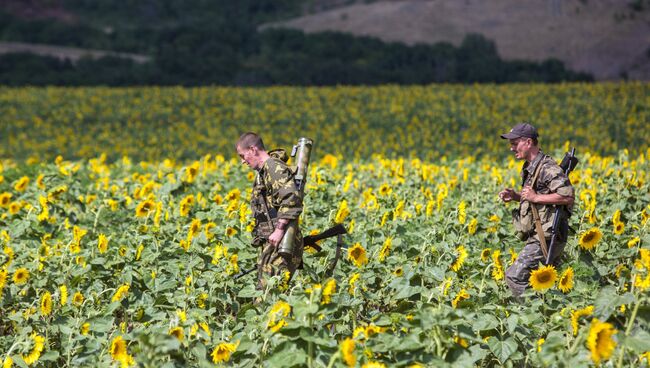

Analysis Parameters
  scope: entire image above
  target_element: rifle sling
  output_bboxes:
[257,173,276,231]
[527,157,550,261]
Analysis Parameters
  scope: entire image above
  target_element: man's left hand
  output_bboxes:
[268,228,286,246]
[520,186,538,203]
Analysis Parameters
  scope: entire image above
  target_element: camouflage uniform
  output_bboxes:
[505,152,574,297]
[251,155,303,290]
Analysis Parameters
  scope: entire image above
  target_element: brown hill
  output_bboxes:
[265,0,650,80]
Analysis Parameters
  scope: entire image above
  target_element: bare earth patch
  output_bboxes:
[265,0,650,80]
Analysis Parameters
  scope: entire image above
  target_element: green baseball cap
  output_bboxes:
[500,123,538,139]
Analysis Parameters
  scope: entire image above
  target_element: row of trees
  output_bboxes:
[0,4,593,85]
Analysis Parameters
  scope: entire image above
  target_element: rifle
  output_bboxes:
[234,224,348,280]
[544,148,579,265]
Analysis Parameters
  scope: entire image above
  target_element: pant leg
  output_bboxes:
[505,235,567,297]
[505,238,545,297]
[256,231,303,291]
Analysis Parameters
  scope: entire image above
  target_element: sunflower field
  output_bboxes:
[0,83,649,367]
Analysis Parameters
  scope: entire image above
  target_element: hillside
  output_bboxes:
[267,0,650,80]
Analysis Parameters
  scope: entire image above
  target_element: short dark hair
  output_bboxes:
[236,132,265,150]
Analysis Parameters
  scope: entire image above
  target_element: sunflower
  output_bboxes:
[480,248,491,262]
[169,327,184,342]
[72,226,87,245]
[587,318,617,365]
[22,333,45,365]
[322,279,336,305]
[365,324,386,338]
[211,341,238,363]
[0,192,12,208]
[579,228,602,250]
[393,267,404,277]
[13,267,29,284]
[111,284,130,303]
[8,201,21,215]
[454,335,469,348]
[179,195,195,217]
[378,237,392,262]
[627,236,640,249]
[491,250,504,281]
[340,337,356,368]
[225,188,241,202]
[378,183,392,196]
[80,322,90,335]
[183,162,200,183]
[457,201,466,224]
[225,227,237,237]
[558,267,574,293]
[0,268,7,294]
[335,200,350,224]
[97,234,108,254]
[135,199,155,218]
[450,245,467,272]
[613,221,624,235]
[529,265,557,291]
[72,291,84,306]
[348,273,360,295]
[40,291,53,316]
[110,336,134,367]
[226,254,239,275]
[13,176,29,192]
[348,243,368,268]
[468,218,478,235]
[267,300,291,333]
[571,305,594,336]
[452,289,469,308]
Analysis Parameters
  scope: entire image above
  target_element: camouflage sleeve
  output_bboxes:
[265,158,303,220]
[541,161,574,198]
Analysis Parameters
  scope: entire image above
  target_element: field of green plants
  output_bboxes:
[0,83,649,367]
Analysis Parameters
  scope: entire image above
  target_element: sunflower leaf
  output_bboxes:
[488,336,517,364]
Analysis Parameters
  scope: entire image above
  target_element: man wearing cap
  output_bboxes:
[498,123,574,297]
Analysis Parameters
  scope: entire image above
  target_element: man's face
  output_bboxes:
[509,137,532,160]
[237,145,259,169]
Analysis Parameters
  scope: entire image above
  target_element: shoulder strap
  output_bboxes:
[529,156,549,260]
[256,172,276,231]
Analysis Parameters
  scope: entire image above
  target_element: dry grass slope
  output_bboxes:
[267,0,650,80]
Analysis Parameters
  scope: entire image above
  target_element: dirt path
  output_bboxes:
[0,41,150,63]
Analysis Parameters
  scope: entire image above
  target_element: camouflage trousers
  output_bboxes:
[505,233,566,297]
[256,232,303,290]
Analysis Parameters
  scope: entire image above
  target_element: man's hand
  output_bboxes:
[520,186,538,203]
[498,188,520,203]
[268,228,286,247]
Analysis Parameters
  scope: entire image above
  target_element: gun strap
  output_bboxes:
[528,156,549,260]
[256,172,276,232]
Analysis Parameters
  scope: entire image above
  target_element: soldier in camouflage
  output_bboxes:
[236,132,304,290]
[498,123,575,297]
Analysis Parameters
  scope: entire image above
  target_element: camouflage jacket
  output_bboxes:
[251,157,303,240]
[513,151,574,240]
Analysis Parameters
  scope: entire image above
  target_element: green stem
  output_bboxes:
[616,299,642,368]
[325,351,339,368]
[308,291,315,368]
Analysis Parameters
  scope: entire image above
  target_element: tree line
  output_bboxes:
[0,3,593,85]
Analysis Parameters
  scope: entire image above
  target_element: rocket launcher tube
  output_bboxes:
[278,137,313,258]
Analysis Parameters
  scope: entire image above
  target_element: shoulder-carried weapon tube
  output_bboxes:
[277,137,313,258]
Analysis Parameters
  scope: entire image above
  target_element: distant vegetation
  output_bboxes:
[0,1,592,85]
